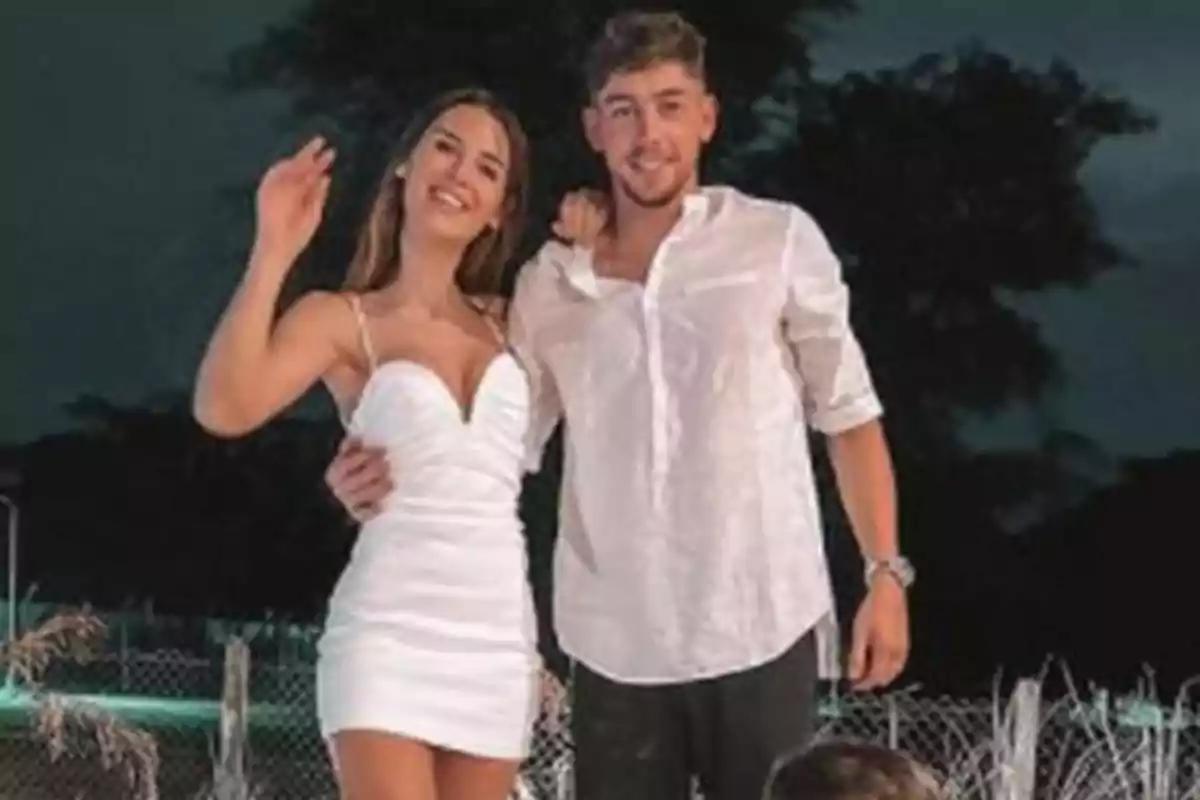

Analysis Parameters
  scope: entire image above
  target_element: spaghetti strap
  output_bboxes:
[346,294,379,371]
[469,296,507,348]
[481,312,505,347]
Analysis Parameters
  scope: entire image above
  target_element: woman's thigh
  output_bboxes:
[434,746,522,800]
[330,729,437,800]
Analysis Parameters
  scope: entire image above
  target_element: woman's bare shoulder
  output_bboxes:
[277,289,350,331]
[277,290,363,360]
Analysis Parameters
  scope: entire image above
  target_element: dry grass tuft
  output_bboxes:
[1043,670,1200,800]
[539,668,569,734]
[863,666,1200,800]
[33,692,160,800]
[4,613,1197,799]
[2,610,162,800]
[1,610,105,689]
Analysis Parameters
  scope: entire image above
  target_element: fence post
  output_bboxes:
[119,620,130,691]
[996,678,1040,800]
[887,695,899,749]
[214,637,251,800]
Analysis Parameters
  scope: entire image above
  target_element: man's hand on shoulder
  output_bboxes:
[551,187,609,247]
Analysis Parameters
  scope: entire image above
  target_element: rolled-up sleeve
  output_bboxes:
[780,206,883,434]
[509,253,563,473]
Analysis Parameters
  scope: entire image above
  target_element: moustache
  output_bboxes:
[629,145,674,163]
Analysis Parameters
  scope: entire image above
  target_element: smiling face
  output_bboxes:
[584,59,716,209]
[343,89,530,296]
[401,103,513,244]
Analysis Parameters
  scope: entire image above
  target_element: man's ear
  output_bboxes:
[700,92,719,144]
[582,105,603,153]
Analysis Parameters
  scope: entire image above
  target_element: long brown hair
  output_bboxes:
[343,88,530,297]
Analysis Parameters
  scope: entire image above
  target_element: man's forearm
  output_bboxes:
[826,419,898,561]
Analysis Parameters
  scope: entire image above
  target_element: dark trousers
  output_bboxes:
[571,631,818,800]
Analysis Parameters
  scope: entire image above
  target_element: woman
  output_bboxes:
[194,88,538,800]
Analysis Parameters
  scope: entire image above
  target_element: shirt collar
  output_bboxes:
[680,189,710,222]
[558,188,713,298]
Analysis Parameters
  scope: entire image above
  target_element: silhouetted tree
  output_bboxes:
[16,394,349,619]
[216,0,855,291]
[218,0,858,673]
[746,45,1155,690]
[752,46,1154,455]
[216,8,1164,689]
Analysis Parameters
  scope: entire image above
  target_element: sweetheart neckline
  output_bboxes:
[344,351,516,428]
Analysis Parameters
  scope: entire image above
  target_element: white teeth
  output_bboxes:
[431,188,467,210]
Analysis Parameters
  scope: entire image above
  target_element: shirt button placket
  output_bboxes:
[644,240,672,514]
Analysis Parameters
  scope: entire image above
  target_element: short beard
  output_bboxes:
[615,173,690,209]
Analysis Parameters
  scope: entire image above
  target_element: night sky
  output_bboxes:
[4,1,1197,456]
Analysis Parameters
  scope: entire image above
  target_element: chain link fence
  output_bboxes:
[2,644,1197,799]
[806,687,1200,800]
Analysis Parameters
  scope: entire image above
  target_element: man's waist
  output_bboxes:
[557,602,834,685]
[556,516,828,569]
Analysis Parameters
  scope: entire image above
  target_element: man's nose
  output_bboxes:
[635,108,665,142]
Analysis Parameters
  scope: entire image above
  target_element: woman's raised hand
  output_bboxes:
[252,136,337,267]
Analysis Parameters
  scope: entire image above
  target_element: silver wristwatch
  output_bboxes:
[865,555,915,589]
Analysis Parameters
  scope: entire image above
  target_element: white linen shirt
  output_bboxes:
[509,185,884,684]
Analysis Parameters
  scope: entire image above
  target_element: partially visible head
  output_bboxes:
[764,742,944,800]
[345,87,530,295]
[582,11,717,209]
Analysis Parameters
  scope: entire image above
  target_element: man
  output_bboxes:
[326,11,912,800]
